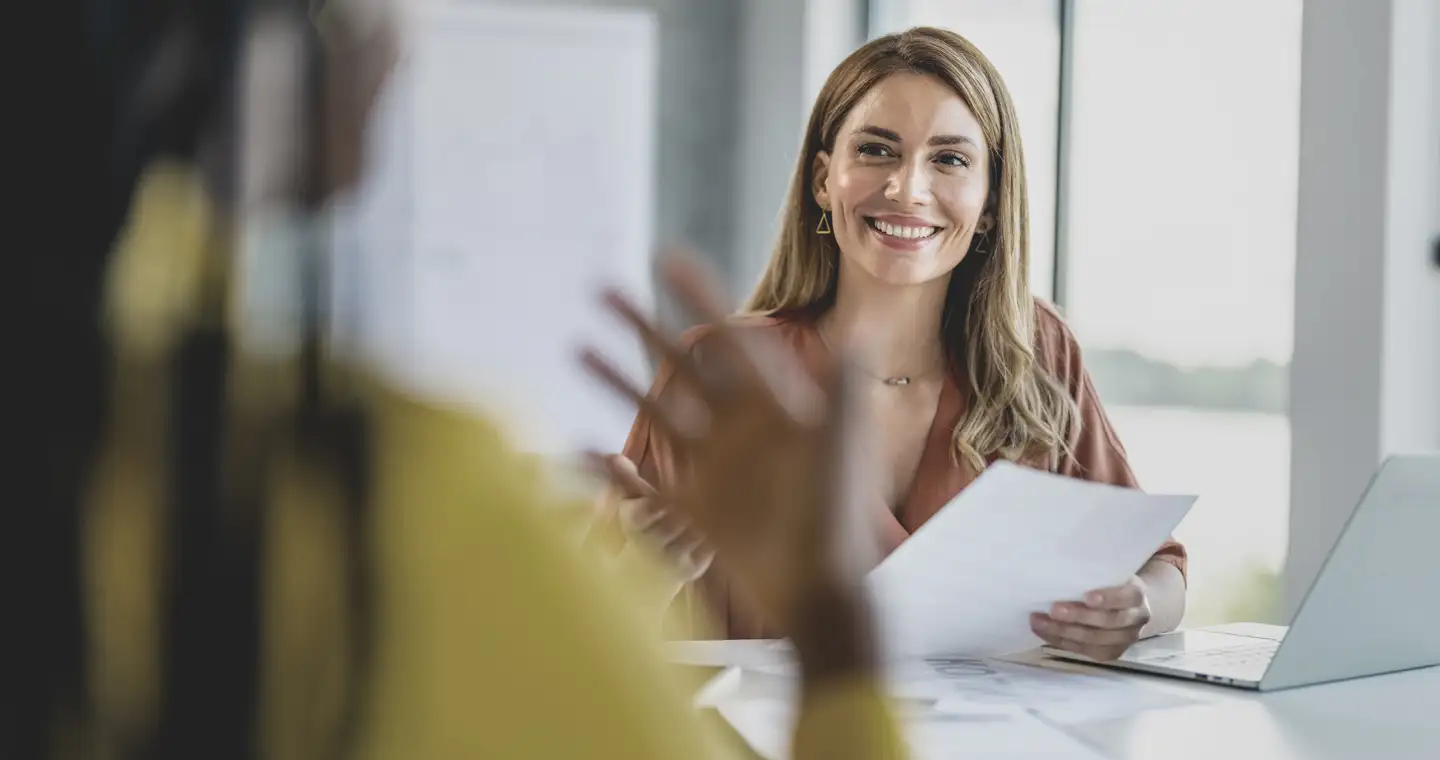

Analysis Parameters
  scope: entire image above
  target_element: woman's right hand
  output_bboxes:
[600,455,715,584]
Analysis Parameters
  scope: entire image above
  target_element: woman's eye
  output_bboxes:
[857,142,896,158]
[936,151,972,169]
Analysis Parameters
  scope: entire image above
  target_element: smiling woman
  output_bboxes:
[812,74,992,286]
[597,26,1188,661]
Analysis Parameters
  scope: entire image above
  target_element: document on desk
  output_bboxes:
[868,461,1196,659]
[900,657,1200,726]
[705,656,1201,727]
[716,696,1110,760]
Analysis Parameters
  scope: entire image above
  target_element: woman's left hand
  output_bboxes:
[1030,575,1152,662]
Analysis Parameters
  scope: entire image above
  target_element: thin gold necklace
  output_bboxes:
[815,327,941,387]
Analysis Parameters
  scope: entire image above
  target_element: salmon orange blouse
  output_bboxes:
[618,297,1187,640]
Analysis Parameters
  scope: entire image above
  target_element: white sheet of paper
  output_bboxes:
[867,461,1196,659]
[716,694,1110,760]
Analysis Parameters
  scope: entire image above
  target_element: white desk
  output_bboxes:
[674,641,1440,760]
[1011,650,1440,760]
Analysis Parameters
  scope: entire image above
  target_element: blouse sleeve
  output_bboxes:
[587,324,714,549]
[617,324,711,498]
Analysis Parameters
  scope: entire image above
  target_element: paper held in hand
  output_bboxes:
[867,460,1196,660]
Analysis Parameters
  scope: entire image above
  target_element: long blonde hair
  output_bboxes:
[744,26,1077,472]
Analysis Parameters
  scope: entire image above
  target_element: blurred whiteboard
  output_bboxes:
[336,2,657,455]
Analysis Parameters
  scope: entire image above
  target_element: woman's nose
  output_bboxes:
[885,161,932,205]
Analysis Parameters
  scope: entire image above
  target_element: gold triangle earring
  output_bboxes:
[816,209,833,235]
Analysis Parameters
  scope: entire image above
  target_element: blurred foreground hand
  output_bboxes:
[582,249,881,672]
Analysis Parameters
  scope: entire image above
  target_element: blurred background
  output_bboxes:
[329,0,1437,629]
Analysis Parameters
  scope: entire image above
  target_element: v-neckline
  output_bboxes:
[884,372,966,541]
[799,322,970,557]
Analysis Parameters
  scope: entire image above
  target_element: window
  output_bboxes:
[1062,0,1303,625]
[873,0,1305,625]
[870,0,1062,299]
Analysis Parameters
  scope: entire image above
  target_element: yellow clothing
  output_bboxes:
[85,164,909,759]
[352,385,906,760]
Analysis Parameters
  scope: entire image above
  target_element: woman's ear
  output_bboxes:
[811,151,832,209]
[977,187,999,234]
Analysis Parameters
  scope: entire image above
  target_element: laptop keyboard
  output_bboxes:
[1140,641,1279,670]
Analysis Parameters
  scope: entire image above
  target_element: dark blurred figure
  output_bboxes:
[13,2,387,758]
[9,3,907,760]
[15,2,244,758]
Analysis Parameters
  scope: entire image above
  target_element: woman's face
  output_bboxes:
[814,72,993,288]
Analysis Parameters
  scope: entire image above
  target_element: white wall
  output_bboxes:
[1286,0,1440,618]
[349,0,866,354]
[468,0,863,306]
[452,0,741,289]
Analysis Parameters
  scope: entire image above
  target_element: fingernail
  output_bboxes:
[1086,592,1104,606]
[1052,605,1072,621]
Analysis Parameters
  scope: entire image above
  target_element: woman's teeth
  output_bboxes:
[869,218,939,239]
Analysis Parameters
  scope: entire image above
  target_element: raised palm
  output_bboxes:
[583,251,878,634]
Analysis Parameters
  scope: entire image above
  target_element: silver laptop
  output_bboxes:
[1044,452,1440,691]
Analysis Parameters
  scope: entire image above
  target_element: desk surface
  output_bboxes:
[1010,650,1440,760]
[676,641,1440,760]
